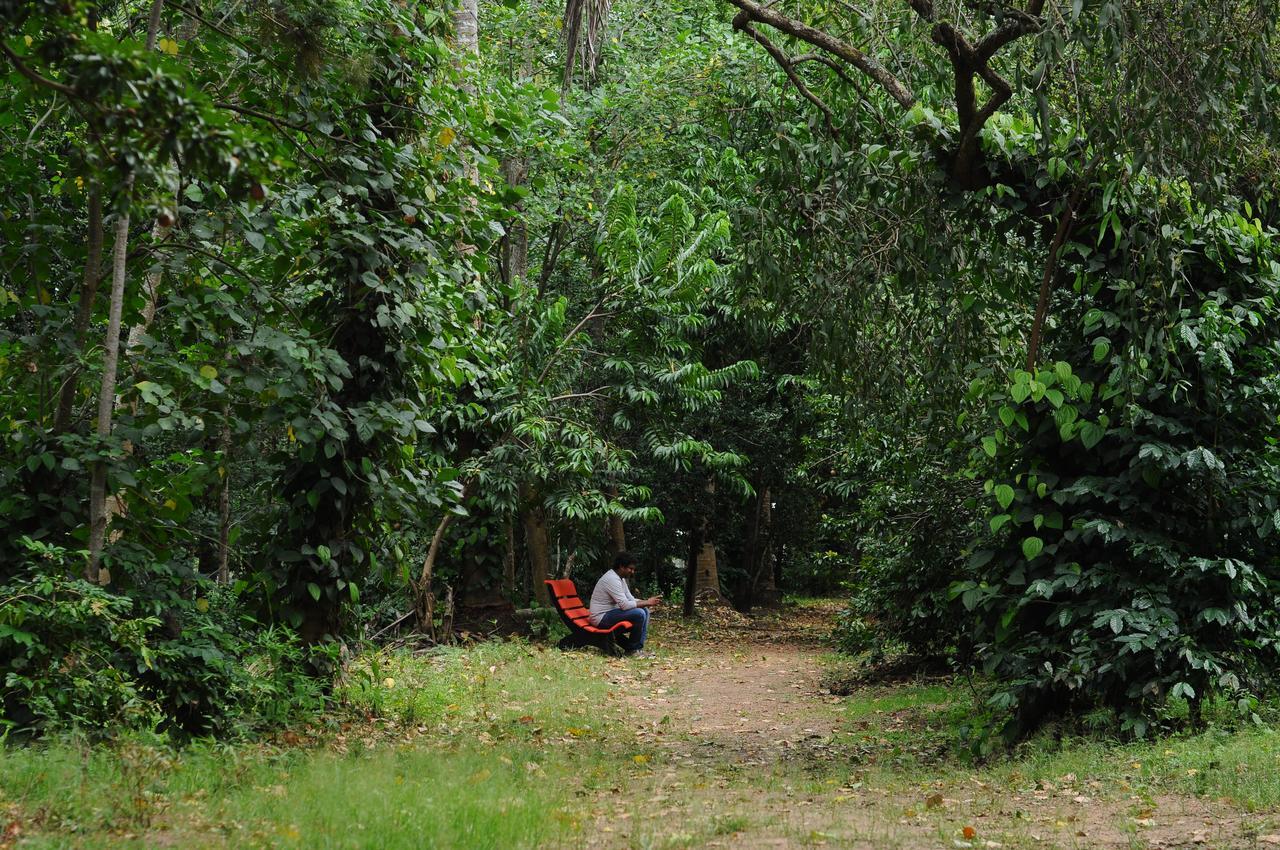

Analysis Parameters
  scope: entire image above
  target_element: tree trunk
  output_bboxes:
[502,516,516,598]
[216,405,232,584]
[125,212,172,357]
[683,522,702,617]
[85,0,165,583]
[86,198,132,583]
[500,155,528,291]
[454,0,479,61]
[694,540,721,601]
[522,499,551,606]
[692,478,721,601]
[741,481,765,606]
[414,510,457,636]
[606,484,625,554]
[54,183,104,434]
[752,488,781,607]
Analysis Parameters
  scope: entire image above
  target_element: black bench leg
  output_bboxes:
[560,633,593,650]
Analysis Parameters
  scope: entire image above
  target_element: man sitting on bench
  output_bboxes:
[589,551,661,656]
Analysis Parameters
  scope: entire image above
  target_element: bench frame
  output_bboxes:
[544,579,634,656]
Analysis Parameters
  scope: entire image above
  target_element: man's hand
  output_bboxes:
[641,595,663,608]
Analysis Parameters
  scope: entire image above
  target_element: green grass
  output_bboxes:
[0,639,621,849]
[821,669,1280,812]
[4,629,1279,849]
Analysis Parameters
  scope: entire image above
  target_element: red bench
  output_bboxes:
[545,579,634,655]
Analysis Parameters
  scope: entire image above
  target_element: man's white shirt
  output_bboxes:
[588,568,638,625]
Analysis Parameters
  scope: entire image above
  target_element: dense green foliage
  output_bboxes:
[3,0,1279,746]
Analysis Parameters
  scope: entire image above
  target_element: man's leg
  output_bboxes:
[597,607,648,651]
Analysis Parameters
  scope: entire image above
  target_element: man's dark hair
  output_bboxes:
[613,551,637,569]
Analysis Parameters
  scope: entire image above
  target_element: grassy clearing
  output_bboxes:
[3,606,1279,849]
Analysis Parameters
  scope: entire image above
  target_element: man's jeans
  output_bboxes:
[596,607,648,651]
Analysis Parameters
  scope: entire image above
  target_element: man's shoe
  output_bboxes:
[626,649,656,659]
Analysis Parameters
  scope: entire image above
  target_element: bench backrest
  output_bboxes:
[545,579,593,629]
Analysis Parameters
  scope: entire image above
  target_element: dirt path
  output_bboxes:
[578,602,1277,850]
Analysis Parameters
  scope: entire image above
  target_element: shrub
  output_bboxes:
[957,200,1280,742]
[0,537,327,738]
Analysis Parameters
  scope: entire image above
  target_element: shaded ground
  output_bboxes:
[578,600,1280,850]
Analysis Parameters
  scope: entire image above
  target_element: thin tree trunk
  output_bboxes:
[54,184,104,434]
[85,0,165,583]
[742,482,765,606]
[1025,202,1075,372]
[692,478,721,601]
[439,585,455,644]
[128,3,190,361]
[500,156,529,289]
[502,516,516,598]
[125,215,171,355]
[606,484,625,554]
[683,522,702,617]
[751,487,781,607]
[86,197,132,583]
[415,511,457,635]
[216,405,232,584]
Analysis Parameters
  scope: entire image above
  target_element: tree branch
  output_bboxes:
[792,53,856,85]
[1025,198,1076,371]
[725,0,916,107]
[1,44,80,99]
[735,17,839,136]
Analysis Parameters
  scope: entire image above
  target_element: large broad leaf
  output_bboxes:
[995,484,1015,510]
[1021,536,1044,560]
[1080,422,1106,449]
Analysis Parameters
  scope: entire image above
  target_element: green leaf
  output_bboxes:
[990,513,1012,532]
[1080,422,1106,449]
[995,484,1015,510]
[1022,536,1044,559]
[306,582,322,602]
[998,406,1015,427]
[1093,339,1111,362]
[982,436,998,457]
